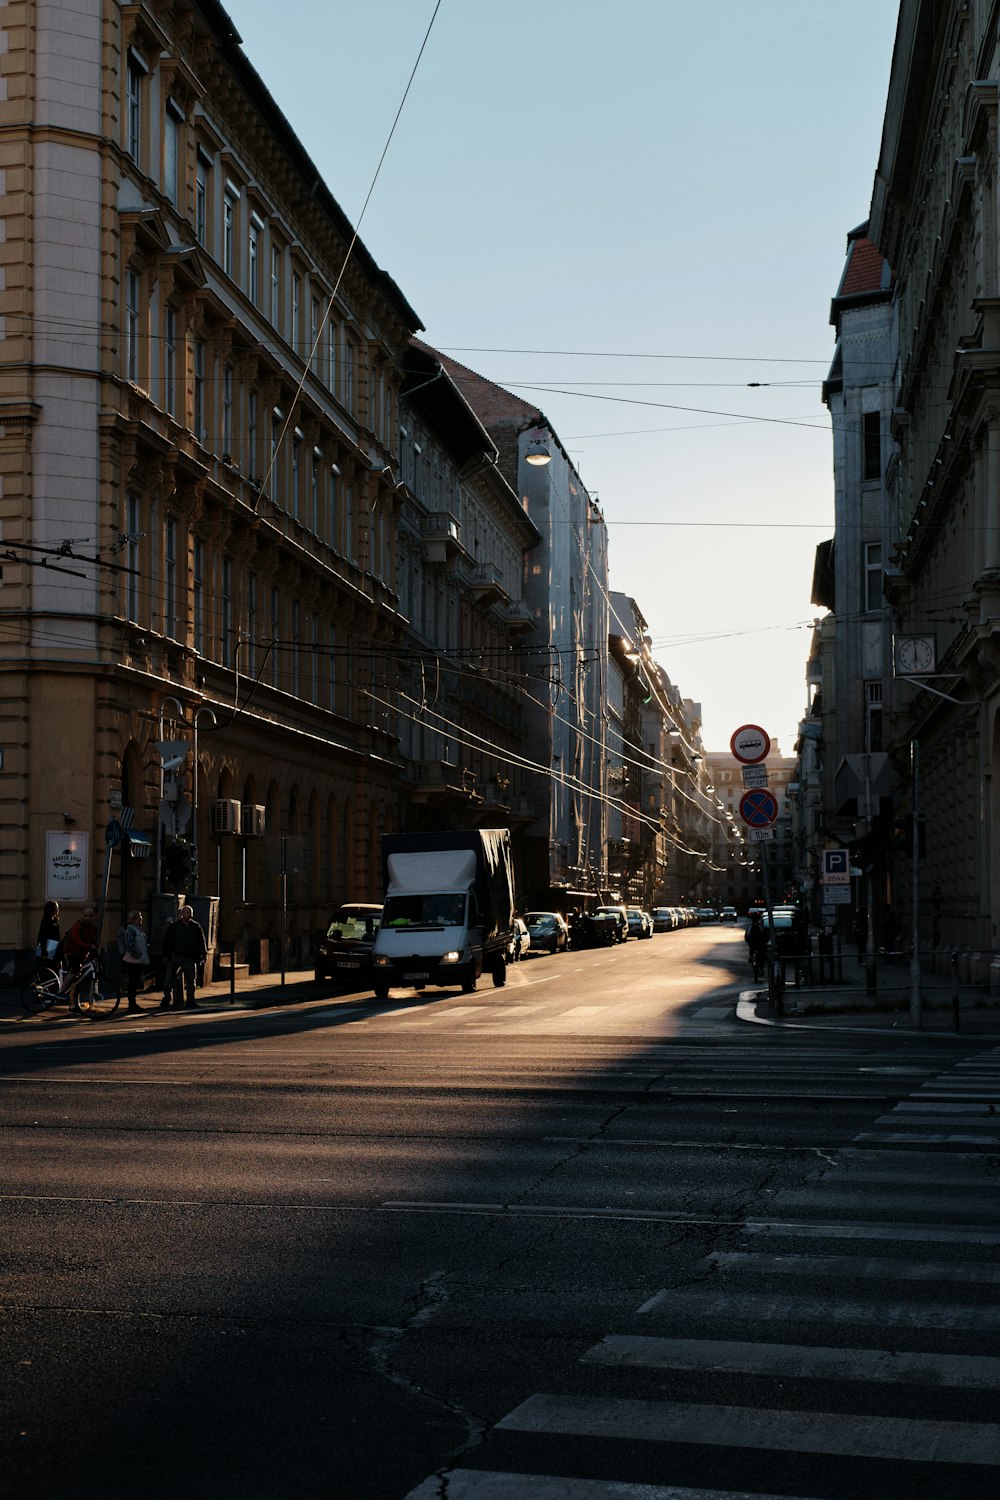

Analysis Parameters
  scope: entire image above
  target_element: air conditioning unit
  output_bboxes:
[241,803,266,838]
[212,799,242,835]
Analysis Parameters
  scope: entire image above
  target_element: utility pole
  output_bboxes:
[910,736,922,1029]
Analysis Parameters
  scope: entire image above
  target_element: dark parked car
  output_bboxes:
[524,911,569,952]
[315,903,382,986]
[595,905,629,942]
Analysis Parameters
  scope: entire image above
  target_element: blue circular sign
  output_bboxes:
[739,789,778,828]
[105,818,123,847]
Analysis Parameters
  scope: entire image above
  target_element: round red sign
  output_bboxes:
[730,724,771,765]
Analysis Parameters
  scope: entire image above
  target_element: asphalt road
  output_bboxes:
[2,925,999,1499]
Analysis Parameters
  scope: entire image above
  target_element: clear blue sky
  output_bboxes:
[231,0,900,753]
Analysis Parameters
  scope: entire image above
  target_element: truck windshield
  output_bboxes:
[382,894,466,928]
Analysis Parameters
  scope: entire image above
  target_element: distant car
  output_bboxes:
[595,905,629,942]
[651,907,675,933]
[508,917,531,961]
[315,903,382,986]
[524,911,569,952]
[626,907,654,939]
[696,907,719,923]
[721,906,738,923]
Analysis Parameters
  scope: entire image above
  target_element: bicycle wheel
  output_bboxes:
[73,973,120,1018]
[23,966,60,1015]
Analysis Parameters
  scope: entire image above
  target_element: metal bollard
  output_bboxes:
[952,949,960,1033]
[230,943,236,1004]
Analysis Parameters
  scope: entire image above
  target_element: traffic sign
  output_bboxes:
[741,764,769,789]
[730,724,771,765]
[739,787,779,828]
[747,826,774,843]
[822,848,850,884]
[105,818,123,848]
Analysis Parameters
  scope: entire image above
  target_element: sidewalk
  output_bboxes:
[0,968,322,1029]
[737,970,1000,1038]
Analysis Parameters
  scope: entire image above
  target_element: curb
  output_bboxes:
[736,990,1000,1039]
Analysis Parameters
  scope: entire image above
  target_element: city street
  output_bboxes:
[3,923,999,1499]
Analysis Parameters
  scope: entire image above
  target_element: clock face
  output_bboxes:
[896,635,935,674]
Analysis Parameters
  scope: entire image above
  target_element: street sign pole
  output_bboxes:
[910,736,922,1030]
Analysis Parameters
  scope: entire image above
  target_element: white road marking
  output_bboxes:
[584,1334,1000,1389]
[496,1394,1000,1464]
[403,1472,818,1500]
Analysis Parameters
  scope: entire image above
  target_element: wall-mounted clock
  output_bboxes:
[894,634,936,676]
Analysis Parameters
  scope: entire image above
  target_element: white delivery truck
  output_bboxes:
[371,829,516,998]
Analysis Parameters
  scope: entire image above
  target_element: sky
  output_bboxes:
[231,0,901,755]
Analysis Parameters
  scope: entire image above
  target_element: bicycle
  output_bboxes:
[22,953,119,1019]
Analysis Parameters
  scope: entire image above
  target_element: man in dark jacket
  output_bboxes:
[745,911,768,981]
[160,905,208,1011]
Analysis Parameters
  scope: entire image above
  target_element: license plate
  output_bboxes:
[336,960,360,969]
[404,972,429,983]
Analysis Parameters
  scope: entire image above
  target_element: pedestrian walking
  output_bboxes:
[119,910,151,1013]
[745,910,767,981]
[35,900,61,962]
[160,905,208,1011]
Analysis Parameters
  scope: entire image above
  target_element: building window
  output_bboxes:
[327,319,337,391]
[311,450,320,534]
[865,680,883,753]
[246,571,257,677]
[328,464,338,548]
[164,516,178,639]
[125,495,140,622]
[125,269,140,384]
[164,100,182,206]
[270,586,280,688]
[221,557,233,668]
[291,430,301,520]
[126,55,144,164]
[222,365,233,458]
[193,339,206,441]
[291,600,301,697]
[248,217,261,304]
[247,388,258,481]
[343,335,355,411]
[863,410,881,482]
[345,483,354,562]
[292,273,301,354]
[164,305,177,415]
[195,150,211,247]
[864,541,882,613]
[223,189,237,277]
[271,245,281,322]
[193,538,205,653]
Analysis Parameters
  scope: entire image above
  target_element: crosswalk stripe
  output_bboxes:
[583,1334,1000,1389]
[496,1394,1000,1465]
[403,1472,822,1500]
[744,1219,1000,1244]
[636,1287,1000,1329]
[855,1130,1000,1144]
[769,1187,1000,1215]
[706,1250,1000,1283]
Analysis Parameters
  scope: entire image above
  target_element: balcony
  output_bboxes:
[499,599,535,632]
[409,759,481,807]
[469,561,509,606]
[422,511,462,565]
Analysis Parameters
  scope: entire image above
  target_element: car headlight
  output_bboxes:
[374,955,391,968]
[440,950,462,964]
[317,942,329,956]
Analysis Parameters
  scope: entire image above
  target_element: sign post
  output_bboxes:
[732,726,782,1013]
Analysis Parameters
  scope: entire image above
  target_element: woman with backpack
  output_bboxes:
[119,910,150,1013]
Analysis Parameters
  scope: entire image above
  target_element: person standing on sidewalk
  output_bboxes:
[160,905,208,1011]
[120,910,150,1013]
[745,911,767,982]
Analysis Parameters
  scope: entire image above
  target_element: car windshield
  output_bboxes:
[382,893,466,928]
[527,916,555,930]
[326,912,380,941]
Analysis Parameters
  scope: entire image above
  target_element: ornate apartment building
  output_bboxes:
[0,1,550,967]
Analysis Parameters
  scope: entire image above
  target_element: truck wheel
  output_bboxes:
[461,967,477,994]
[491,959,507,988]
[373,982,390,1001]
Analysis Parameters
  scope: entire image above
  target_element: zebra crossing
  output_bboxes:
[402,1047,1000,1499]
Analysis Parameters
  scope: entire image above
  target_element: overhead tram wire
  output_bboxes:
[253,0,442,511]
